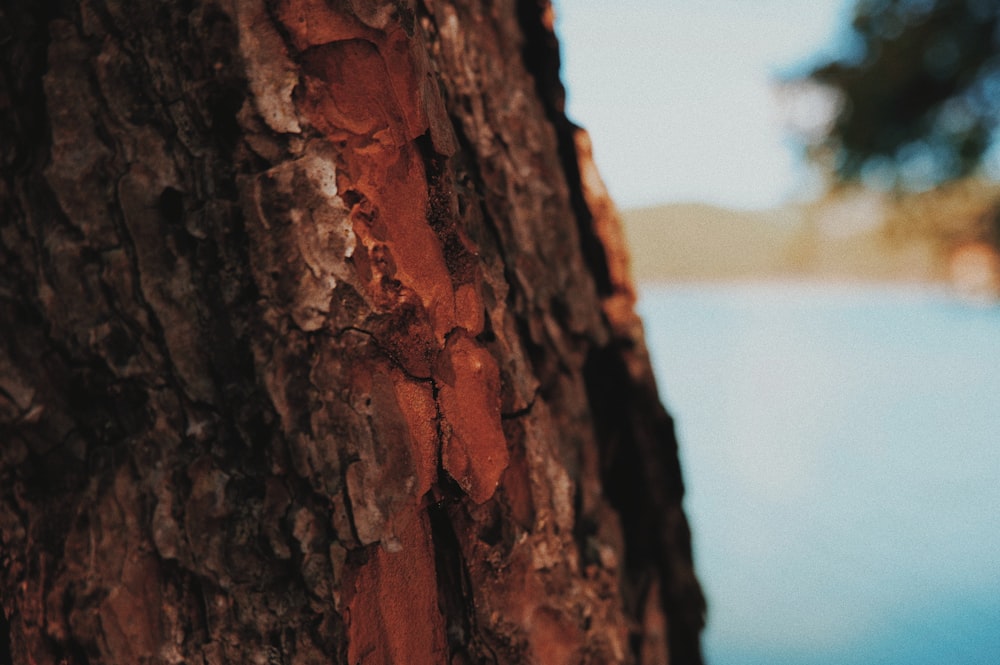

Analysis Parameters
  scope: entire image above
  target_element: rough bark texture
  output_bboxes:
[0,1,704,663]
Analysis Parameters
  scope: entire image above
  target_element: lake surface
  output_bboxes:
[637,282,1000,665]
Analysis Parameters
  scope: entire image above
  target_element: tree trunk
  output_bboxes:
[0,1,704,663]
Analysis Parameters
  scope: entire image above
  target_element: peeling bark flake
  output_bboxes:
[437,332,508,504]
[346,506,447,665]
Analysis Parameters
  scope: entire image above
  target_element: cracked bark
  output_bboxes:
[0,1,705,664]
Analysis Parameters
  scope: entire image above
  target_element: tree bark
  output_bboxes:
[0,1,704,663]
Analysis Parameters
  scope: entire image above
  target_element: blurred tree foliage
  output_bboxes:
[804,0,1000,189]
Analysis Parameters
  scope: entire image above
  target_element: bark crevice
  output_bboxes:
[0,610,11,665]
[427,498,478,662]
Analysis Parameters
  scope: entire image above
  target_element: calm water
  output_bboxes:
[637,282,1000,665]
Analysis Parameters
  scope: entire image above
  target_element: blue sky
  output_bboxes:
[553,0,856,210]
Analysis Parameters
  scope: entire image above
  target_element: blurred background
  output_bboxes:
[553,1,1000,663]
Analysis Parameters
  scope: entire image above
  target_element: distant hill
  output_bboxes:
[620,203,806,282]
[619,199,943,284]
